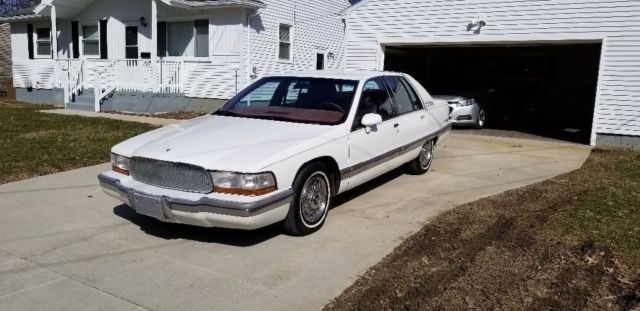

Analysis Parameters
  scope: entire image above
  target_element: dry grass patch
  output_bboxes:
[0,101,157,184]
[325,148,640,311]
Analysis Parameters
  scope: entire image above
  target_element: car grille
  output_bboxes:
[130,157,213,193]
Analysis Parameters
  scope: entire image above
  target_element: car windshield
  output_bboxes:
[215,77,359,125]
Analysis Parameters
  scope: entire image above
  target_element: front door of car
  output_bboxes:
[381,75,430,167]
[344,77,400,190]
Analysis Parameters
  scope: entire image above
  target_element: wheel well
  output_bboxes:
[295,157,341,194]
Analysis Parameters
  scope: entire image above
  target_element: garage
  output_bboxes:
[342,0,640,147]
[384,43,601,144]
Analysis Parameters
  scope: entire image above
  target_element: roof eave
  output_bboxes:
[340,0,371,16]
[160,0,265,10]
[0,14,46,23]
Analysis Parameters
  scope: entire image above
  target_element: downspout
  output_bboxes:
[245,10,258,86]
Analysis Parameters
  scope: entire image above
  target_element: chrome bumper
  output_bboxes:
[97,173,295,218]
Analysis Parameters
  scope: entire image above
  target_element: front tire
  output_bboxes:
[407,139,435,175]
[283,163,331,236]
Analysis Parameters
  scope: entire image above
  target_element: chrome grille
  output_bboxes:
[130,157,213,193]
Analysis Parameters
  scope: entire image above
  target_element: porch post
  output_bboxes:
[151,0,158,92]
[50,4,57,60]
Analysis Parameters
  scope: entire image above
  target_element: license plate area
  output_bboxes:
[133,193,165,219]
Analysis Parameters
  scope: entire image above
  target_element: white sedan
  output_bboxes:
[98,71,450,236]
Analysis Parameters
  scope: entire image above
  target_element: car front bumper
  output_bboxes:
[449,104,480,125]
[98,171,294,230]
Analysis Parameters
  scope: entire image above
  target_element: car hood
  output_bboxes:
[112,115,343,172]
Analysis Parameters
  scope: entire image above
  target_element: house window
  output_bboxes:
[163,20,209,58]
[279,24,291,61]
[194,20,208,58]
[125,26,139,59]
[82,25,99,56]
[35,27,51,57]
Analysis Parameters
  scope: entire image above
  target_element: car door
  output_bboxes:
[382,75,430,167]
[344,77,401,190]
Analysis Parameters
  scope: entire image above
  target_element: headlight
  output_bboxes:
[110,153,130,175]
[459,99,475,107]
[210,171,277,196]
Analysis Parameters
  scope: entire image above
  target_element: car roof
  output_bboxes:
[267,70,405,81]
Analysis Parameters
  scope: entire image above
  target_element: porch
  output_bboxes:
[12,56,242,111]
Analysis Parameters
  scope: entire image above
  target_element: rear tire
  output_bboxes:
[475,108,486,129]
[407,139,434,175]
[283,163,331,236]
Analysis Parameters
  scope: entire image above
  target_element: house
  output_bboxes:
[0,23,12,97]
[0,0,350,112]
[342,0,640,147]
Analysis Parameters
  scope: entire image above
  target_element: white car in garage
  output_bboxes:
[98,71,450,235]
[434,95,486,129]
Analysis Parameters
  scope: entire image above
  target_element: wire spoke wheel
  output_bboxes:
[299,173,329,226]
[419,140,434,170]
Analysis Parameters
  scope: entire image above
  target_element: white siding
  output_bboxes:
[10,22,28,61]
[210,8,244,55]
[246,0,349,84]
[12,59,56,89]
[345,0,640,137]
[183,55,243,99]
[57,19,72,59]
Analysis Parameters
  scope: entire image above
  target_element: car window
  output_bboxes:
[235,81,280,108]
[399,77,424,110]
[383,76,423,114]
[352,77,397,131]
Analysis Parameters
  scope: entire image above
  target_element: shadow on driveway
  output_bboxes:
[111,168,406,245]
[113,205,282,247]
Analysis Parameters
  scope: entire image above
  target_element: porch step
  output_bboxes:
[66,102,95,112]
[67,89,98,111]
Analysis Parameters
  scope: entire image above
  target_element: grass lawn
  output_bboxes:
[325,148,640,310]
[0,101,157,184]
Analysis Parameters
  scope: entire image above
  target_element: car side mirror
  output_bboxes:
[361,113,382,133]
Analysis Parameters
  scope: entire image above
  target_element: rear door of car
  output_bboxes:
[381,75,430,159]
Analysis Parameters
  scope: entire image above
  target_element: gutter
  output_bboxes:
[160,0,265,10]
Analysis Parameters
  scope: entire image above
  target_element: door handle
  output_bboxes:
[394,123,399,128]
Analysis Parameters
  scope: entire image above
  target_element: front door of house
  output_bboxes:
[125,26,138,59]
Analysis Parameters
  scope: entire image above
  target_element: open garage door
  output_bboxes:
[384,43,601,144]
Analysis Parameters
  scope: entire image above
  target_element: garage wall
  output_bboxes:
[343,0,640,137]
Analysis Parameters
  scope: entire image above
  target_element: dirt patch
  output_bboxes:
[325,148,640,310]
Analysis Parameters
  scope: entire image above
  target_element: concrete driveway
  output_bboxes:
[0,133,590,311]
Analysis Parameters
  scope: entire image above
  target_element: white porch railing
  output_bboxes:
[94,61,117,111]
[55,59,85,106]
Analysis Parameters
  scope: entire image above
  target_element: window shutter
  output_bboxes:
[27,24,34,59]
[157,22,166,57]
[99,19,108,59]
[71,21,79,58]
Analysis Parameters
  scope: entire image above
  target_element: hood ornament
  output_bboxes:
[166,148,171,152]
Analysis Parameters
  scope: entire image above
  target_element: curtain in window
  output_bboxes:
[167,21,194,57]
